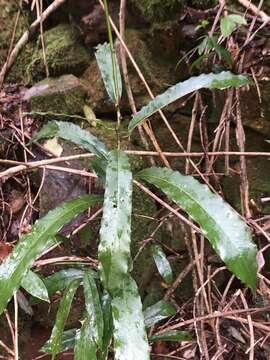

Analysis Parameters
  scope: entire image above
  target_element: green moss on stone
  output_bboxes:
[24,74,87,115]
[9,23,90,84]
[133,0,183,22]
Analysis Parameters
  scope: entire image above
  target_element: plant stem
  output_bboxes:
[103,0,121,148]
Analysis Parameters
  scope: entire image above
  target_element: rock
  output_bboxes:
[131,0,183,23]
[9,24,90,84]
[38,141,87,216]
[24,74,87,115]
[81,29,183,114]
[131,0,217,23]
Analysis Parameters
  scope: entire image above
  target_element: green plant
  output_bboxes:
[0,16,257,360]
[177,13,247,72]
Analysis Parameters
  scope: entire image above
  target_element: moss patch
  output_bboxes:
[9,23,90,84]
[24,74,87,115]
[132,0,183,22]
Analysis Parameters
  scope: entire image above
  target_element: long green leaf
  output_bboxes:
[151,245,173,285]
[83,271,104,348]
[42,268,85,297]
[95,43,122,104]
[100,291,113,360]
[49,279,81,359]
[0,195,101,315]
[21,270,49,303]
[40,268,98,299]
[143,300,176,327]
[74,318,97,360]
[112,276,150,360]
[128,71,251,132]
[138,168,258,290]
[99,149,133,293]
[33,121,109,161]
[150,330,193,342]
[41,328,77,353]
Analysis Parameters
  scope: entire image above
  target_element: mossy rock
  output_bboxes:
[24,74,87,115]
[132,0,217,23]
[9,23,90,84]
[132,0,183,22]
[0,0,29,68]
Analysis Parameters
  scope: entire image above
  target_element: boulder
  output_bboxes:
[24,74,87,115]
[9,24,90,84]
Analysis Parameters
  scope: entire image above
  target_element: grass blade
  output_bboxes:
[128,71,251,132]
[83,270,104,348]
[138,167,258,290]
[74,318,97,360]
[100,290,113,360]
[49,279,81,359]
[41,328,77,353]
[0,195,101,315]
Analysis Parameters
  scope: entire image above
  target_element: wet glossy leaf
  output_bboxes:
[99,150,133,293]
[150,330,193,342]
[151,245,173,285]
[100,290,113,360]
[41,328,77,353]
[42,268,85,297]
[138,167,258,290]
[33,121,109,161]
[112,276,150,360]
[49,279,81,359]
[83,270,104,348]
[22,270,49,303]
[128,72,251,132]
[74,318,97,360]
[95,42,122,104]
[143,300,176,327]
[0,195,100,315]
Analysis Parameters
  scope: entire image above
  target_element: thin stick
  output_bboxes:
[134,179,202,234]
[238,0,270,22]
[14,293,19,360]
[156,305,270,333]
[0,340,14,357]
[240,291,255,360]
[2,150,270,180]
[236,88,251,218]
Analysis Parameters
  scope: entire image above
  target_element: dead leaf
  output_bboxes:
[0,242,12,262]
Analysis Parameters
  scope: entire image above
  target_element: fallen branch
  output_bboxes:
[238,0,270,23]
[0,0,66,87]
[1,150,270,182]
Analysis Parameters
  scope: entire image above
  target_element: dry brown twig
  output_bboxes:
[238,0,270,23]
